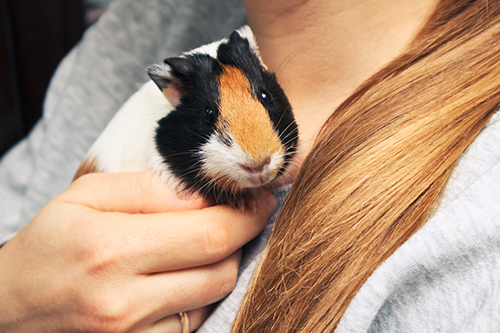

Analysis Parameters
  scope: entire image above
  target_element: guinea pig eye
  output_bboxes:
[203,108,213,124]
[260,89,273,106]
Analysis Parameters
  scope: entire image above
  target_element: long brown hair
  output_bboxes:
[232,1,500,331]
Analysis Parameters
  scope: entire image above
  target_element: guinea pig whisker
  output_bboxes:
[198,176,215,189]
[280,117,297,134]
[281,135,299,148]
[279,124,298,141]
[274,44,309,77]
[161,152,196,159]
[176,166,204,185]
[221,178,233,193]
[181,125,209,141]
[274,104,292,129]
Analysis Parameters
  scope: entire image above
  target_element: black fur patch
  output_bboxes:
[155,54,223,200]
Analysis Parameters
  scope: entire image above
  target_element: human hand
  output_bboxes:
[0,171,275,332]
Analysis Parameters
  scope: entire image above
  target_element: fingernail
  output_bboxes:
[266,193,276,216]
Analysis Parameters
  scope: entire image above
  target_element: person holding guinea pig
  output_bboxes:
[1,0,499,332]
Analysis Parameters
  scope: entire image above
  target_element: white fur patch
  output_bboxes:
[199,132,285,190]
[186,38,226,58]
[86,80,190,194]
[86,81,171,174]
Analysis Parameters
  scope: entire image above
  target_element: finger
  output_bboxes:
[134,251,241,320]
[185,306,214,332]
[112,191,275,273]
[137,306,214,333]
[59,170,208,213]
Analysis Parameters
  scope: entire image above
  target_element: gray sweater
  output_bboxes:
[1,0,499,331]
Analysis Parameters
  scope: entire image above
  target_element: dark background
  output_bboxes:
[0,0,88,158]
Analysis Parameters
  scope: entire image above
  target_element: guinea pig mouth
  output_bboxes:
[241,172,276,188]
[207,173,273,193]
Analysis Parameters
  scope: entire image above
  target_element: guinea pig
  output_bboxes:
[74,26,299,206]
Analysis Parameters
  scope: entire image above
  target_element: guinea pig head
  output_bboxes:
[147,30,298,204]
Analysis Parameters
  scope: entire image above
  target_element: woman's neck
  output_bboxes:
[243,0,437,151]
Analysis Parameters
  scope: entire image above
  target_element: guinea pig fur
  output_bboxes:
[74,26,299,206]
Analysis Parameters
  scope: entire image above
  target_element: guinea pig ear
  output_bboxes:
[217,29,262,73]
[229,29,247,44]
[217,30,250,64]
[164,57,195,77]
[147,58,193,107]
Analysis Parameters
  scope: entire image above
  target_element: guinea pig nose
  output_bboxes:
[240,156,271,174]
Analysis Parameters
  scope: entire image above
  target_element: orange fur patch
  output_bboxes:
[72,156,100,182]
[217,65,284,168]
